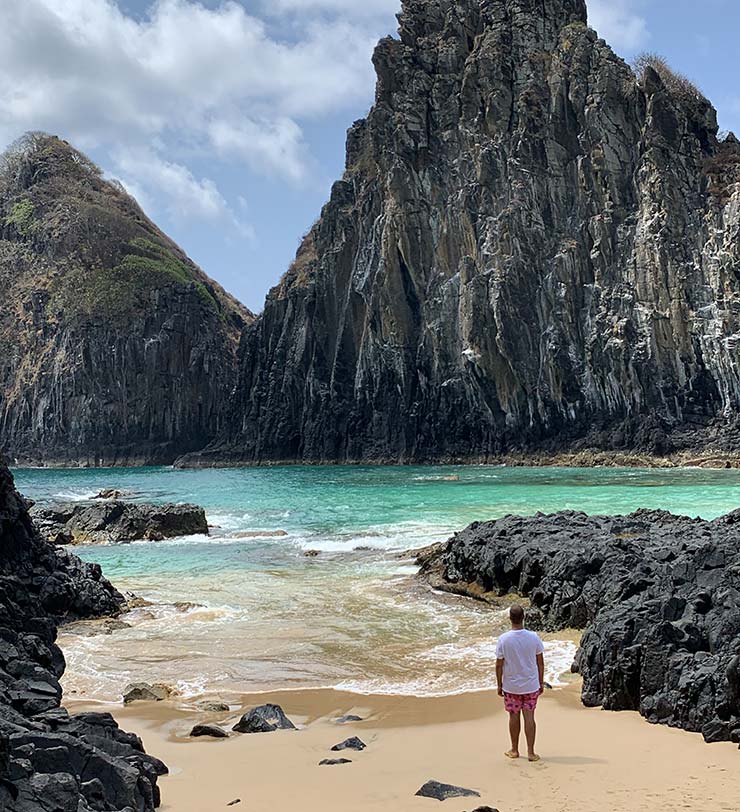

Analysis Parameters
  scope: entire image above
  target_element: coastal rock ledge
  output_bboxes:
[0,461,166,811]
[30,500,208,545]
[420,509,740,744]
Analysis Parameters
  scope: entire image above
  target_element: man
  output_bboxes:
[495,604,545,762]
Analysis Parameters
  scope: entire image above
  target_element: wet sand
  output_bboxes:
[72,683,739,812]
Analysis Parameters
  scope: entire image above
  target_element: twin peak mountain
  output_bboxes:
[2,0,739,467]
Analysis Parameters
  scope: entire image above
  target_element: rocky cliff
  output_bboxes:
[183,0,740,465]
[419,509,740,744]
[0,134,253,466]
[0,460,166,810]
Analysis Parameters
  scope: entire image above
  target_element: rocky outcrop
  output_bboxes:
[0,133,253,467]
[30,500,208,545]
[0,460,166,810]
[419,509,740,744]
[180,0,740,466]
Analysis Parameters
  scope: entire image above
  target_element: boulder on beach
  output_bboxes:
[331,736,366,751]
[415,780,481,801]
[123,682,175,704]
[190,724,228,738]
[232,704,297,733]
[30,500,209,544]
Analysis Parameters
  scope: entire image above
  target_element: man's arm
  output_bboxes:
[536,652,545,694]
[496,658,504,696]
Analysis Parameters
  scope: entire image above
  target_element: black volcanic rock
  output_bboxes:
[0,460,166,810]
[31,500,208,544]
[331,736,366,751]
[415,780,480,801]
[232,704,297,734]
[420,509,740,743]
[0,133,253,466]
[180,0,740,466]
[190,724,228,739]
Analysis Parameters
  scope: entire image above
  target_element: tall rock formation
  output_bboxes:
[186,0,740,465]
[0,134,253,466]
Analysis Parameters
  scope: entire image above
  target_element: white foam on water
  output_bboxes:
[292,522,450,553]
[54,489,100,501]
[422,639,578,687]
[333,639,578,697]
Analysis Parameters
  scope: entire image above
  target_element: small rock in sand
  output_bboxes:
[469,807,500,812]
[232,703,297,734]
[335,714,363,724]
[415,780,481,801]
[331,736,366,752]
[319,758,352,766]
[190,724,228,738]
[227,800,241,806]
[198,700,230,713]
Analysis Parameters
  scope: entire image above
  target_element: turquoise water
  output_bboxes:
[14,465,740,701]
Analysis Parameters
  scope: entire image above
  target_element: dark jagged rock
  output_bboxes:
[415,780,480,801]
[330,736,366,751]
[178,0,740,468]
[232,704,297,734]
[0,460,166,810]
[318,758,352,766]
[420,509,740,743]
[189,724,228,739]
[30,500,208,545]
[0,133,253,467]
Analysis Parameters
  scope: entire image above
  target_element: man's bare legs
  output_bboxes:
[522,708,540,762]
[505,712,520,758]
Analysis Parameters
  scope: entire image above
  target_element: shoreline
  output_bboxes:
[10,450,740,469]
[67,683,739,812]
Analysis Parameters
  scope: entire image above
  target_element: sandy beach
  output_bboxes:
[72,683,738,812]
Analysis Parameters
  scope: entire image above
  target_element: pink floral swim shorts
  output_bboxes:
[503,691,540,713]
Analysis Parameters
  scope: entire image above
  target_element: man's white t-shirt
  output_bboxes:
[495,629,545,695]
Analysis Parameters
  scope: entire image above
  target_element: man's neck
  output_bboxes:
[511,624,524,631]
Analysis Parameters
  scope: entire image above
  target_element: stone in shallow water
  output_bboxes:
[122,683,169,704]
[319,758,352,766]
[190,724,228,739]
[197,700,230,713]
[331,736,366,751]
[415,780,480,801]
[232,704,296,734]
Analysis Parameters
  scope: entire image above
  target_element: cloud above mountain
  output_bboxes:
[0,0,386,230]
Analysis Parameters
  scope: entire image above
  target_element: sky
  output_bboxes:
[0,0,738,313]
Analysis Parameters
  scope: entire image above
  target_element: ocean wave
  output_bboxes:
[54,489,100,501]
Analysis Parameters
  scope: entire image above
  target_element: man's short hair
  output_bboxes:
[509,604,525,625]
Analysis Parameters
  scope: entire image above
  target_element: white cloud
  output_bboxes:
[208,117,308,183]
[588,0,650,54]
[113,148,243,227]
[0,0,389,231]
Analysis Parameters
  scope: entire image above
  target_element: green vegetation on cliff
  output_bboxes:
[0,132,254,465]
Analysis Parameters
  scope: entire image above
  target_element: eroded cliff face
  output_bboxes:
[189,0,740,465]
[0,134,253,466]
